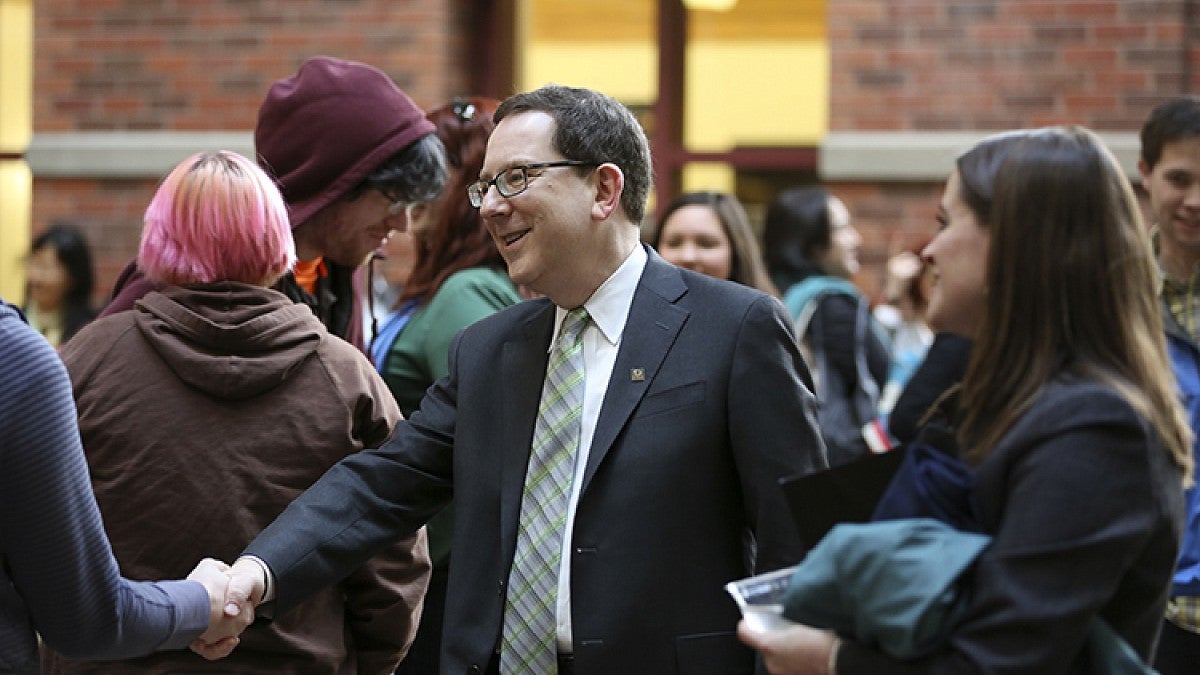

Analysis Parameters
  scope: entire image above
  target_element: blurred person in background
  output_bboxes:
[23,222,97,348]
[872,247,934,429]
[1140,94,1200,675]
[651,190,779,296]
[364,228,418,339]
[764,186,890,463]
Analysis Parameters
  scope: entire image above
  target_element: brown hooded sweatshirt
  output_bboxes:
[42,282,430,675]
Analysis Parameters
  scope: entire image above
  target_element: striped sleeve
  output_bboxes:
[0,310,209,659]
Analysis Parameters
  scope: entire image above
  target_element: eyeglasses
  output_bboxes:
[452,98,476,122]
[467,160,598,208]
[375,186,410,216]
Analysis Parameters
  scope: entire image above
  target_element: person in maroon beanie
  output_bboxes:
[100,56,448,356]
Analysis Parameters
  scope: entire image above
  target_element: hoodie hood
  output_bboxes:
[134,283,322,400]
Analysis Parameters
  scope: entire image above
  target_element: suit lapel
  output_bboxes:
[499,303,556,557]
[581,254,689,493]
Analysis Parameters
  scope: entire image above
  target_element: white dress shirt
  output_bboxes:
[552,243,647,651]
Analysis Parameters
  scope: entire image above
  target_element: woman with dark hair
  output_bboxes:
[764,186,890,463]
[652,190,779,296]
[24,223,97,347]
[377,97,523,675]
[739,127,1192,674]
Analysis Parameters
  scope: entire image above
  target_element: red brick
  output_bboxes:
[31,0,1196,298]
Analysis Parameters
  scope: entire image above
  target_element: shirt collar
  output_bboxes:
[550,244,647,350]
[1152,227,1200,289]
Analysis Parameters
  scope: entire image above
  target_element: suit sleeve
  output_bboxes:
[730,295,828,571]
[244,342,457,619]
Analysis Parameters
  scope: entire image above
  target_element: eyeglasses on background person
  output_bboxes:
[373,185,415,216]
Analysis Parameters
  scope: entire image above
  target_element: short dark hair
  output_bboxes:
[1139,96,1200,170]
[495,84,652,225]
[762,185,832,285]
[351,133,449,204]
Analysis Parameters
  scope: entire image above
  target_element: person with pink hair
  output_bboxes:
[42,150,431,675]
[100,56,448,358]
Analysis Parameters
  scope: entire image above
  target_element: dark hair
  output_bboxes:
[351,133,449,204]
[762,185,832,290]
[653,191,779,296]
[494,84,652,225]
[1139,96,1200,170]
[400,97,506,305]
[956,126,1191,479]
[30,223,96,341]
[955,130,1034,225]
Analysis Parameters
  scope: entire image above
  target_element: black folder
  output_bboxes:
[778,446,907,549]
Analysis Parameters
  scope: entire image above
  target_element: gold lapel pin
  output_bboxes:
[631,368,645,381]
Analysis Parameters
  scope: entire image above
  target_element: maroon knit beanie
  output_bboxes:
[254,56,436,229]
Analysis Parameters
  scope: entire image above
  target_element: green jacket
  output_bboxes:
[381,266,521,564]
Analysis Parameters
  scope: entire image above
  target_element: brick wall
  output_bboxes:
[829,0,1195,131]
[34,0,473,131]
[828,0,1198,300]
[32,0,474,306]
[30,0,1200,305]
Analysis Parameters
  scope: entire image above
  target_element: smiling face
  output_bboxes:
[25,245,70,311]
[477,111,605,304]
[1140,136,1200,279]
[922,170,991,337]
[293,189,411,266]
[818,196,862,278]
[657,204,734,281]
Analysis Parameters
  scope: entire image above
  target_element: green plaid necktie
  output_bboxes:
[501,307,589,674]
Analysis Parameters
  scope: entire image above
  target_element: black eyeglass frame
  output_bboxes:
[466,160,598,208]
[373,186,411,216]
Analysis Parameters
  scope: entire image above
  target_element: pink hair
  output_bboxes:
[140,150,295,287]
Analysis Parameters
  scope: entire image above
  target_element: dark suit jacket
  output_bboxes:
[839,374,1186,673]
[246,249,826,675]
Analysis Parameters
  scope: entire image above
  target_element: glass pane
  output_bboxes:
[521,0,658,106]
[685,0,827,151]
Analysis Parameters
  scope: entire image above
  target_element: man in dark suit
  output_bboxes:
[208,84,826,675]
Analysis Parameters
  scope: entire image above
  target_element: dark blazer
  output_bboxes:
[245,249,826,675]
[839,374,1186,673]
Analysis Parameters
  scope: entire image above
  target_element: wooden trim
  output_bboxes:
[652,0,687,218]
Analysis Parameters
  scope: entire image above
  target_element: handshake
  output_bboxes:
[183,557,269,660]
